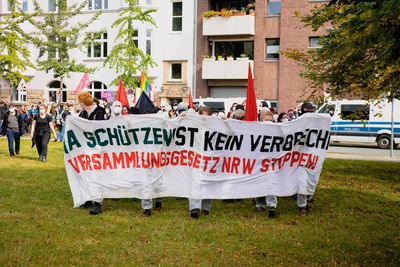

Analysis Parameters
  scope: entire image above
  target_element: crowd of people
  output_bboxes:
[1,94,316,218]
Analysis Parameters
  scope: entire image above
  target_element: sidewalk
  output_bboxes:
[326,152,400,162]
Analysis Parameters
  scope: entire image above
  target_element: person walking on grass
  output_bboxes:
[30,104,57,162]
[1,103,24,156]
[77,92,106,215]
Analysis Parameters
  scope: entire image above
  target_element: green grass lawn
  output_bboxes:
[0,139,399,266]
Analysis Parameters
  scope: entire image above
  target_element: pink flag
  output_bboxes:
[73,73,90,94]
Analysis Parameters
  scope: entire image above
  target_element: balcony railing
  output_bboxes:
[202,59,254,79]
[203,15,255,36]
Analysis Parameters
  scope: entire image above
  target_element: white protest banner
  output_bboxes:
[64,114,331,207]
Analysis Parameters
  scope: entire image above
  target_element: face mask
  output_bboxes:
[9,108,15,113]
[173,106,178,111]
[122,111,128,115]
[99,104,104,108]
[44,102,48,106]
[113,107,121,115]
[39,109,45,114]
[105,108,110,114]
[273,114,278,121]
[282,118,289,123]
[288,113,294,118]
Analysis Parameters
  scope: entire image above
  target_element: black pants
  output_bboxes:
[35,132,50,157]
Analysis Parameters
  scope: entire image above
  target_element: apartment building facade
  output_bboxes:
[0,0,195,108]
[196,0,328,112]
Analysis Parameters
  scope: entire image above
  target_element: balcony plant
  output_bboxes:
[227,55,234,61]
[202,10,218,18]
[220,8,233,17]
[217,55,225,61]
[234,7,246,16]
[249,9,255,16]
[237,54,249,61]
[203,55,215,61]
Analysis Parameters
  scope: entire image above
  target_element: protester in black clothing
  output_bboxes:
[0,101,7,134]
[30,104,57,162]
[77,92,106,215]
[1,104,25,156]
[78,93,106,121]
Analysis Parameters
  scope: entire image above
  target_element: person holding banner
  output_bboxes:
[77,92,106,215]
[297,102,316,216]
[189,106,214,218]
[30,104,57,162]
[255,110,277,217]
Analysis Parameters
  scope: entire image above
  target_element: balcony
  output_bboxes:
[202,59,254,80]
[203,15,255,36]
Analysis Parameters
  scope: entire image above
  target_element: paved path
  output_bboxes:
[327,142,400,162]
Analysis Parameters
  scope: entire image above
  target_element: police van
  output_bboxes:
[317,99,400,149]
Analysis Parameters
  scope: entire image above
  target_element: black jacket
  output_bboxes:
[1,111,25,135]
[79,106,106,121]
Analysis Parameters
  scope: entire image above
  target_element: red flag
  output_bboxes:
[132,90,137,105]
[188,87,194,109]
[73,73,90,94]
[245,63,257,121]
[116,77,130,108]
[156,99,159,107]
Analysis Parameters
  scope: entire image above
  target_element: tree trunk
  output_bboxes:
[58,76,63,103]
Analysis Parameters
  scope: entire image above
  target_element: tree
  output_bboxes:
[282,0,400,103]
[0,0,35,101]
[104,0,157,89]
[24,0,102,99]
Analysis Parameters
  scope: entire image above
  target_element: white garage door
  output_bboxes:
[210,87,247,98]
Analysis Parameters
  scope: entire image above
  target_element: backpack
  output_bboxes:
[55,110,64,126]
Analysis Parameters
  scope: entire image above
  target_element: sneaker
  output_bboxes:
[298,207,307,216]
[140,209,151,217]
[42,156,46,162]
[268,207,276,218]
[190,209,200,218]
[154,201,162,211]
[201,210,210,216]
[10,152,15,157]
[16,151,20,155]
[80,201,93,209]
[257,206,266,212]
[89,202,102,215]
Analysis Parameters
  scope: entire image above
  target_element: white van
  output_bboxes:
[193,97,275,114]
[317,99,400,149]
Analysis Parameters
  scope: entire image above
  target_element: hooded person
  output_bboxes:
[110,101,123,119]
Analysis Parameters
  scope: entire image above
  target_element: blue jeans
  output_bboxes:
[6,130,20,154]
[56,125,65,141]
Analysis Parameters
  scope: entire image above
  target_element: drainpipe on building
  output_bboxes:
[192,0,197,98]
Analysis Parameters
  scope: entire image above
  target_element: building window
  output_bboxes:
[12,88,26,103]
[214,41,254,59]
[88,0,108,10]
[87,81,107,99]
[171,63,182,80]
[48,36,65,59]
[22,0,28,11]
[267,0,281,15]
[48,81,67,102]
[309,37,322,48]
[146,0,151,5]
[146,30,152,55]
[87,33,108,58]
[49,0,57,11]
[172,2,183,32]
[266,38,280,60]
[7,0,13,11]
[132,29,139,47]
